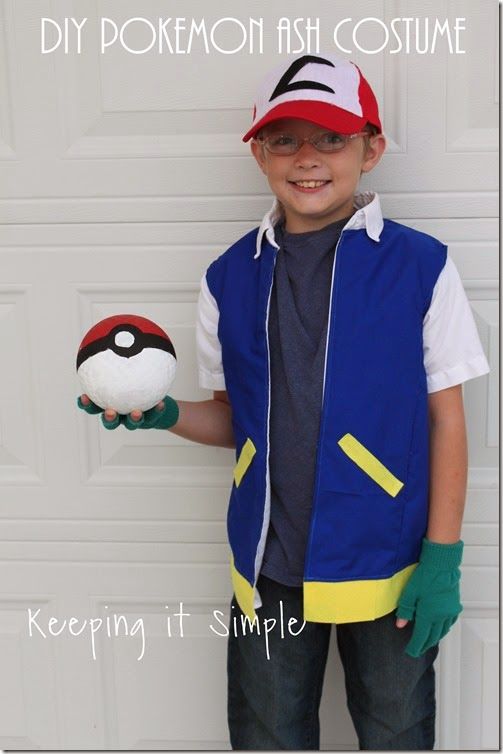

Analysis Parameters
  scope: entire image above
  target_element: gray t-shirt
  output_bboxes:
[259,213,354,587]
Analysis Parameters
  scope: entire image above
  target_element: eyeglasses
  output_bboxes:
[255,130,370,155]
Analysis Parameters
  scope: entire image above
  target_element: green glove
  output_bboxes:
[395,537,464,658]
[77,395,179,430]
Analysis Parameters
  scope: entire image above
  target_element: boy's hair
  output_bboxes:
[362,123,381,151]
[363,123,381,137]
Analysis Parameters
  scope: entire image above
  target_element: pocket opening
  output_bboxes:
[338,433,404,498]
[233,437,256,487]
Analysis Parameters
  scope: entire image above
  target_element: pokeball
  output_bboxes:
[76,314,177,414]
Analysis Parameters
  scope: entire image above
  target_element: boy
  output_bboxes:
[79,54,490,750]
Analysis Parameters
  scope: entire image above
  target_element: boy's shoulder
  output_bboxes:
[204,226,262,300]
[381,217,447,254]
[206,226,261,273]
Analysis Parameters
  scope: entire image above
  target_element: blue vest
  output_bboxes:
[206,218,447,623]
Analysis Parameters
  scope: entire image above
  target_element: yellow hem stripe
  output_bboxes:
[303,563,417,623]
[338,433,404,497]
[233,438,256,487]
[229,558,418,624]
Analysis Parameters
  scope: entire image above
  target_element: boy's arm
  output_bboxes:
[395,383,467,646]
[425,384,468,544]
[80,390,236,449]
[167,390,236,450]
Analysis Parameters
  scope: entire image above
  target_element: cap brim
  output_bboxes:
[242,100,372,142]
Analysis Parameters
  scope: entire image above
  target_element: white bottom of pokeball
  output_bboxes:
[78,348,177,414]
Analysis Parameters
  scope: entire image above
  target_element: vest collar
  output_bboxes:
[254,191,384,259]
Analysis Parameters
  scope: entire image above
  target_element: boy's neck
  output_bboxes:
[280,206,357,235]
[279,212,355,237]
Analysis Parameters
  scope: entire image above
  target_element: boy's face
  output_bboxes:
[250,117,386,234]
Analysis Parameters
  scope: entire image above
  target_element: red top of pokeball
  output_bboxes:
[78,314,170,352]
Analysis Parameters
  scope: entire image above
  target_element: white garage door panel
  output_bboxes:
[0,562,232,749]
[0,0,498,749]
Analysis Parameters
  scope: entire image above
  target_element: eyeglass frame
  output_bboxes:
[253,129,372,155]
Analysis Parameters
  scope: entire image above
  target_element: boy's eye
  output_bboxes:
[318,132,344,146]
[268,134,296,147]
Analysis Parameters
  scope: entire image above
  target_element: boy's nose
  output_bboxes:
[293,140,321,166]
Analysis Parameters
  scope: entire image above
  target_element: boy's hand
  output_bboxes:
[395,537,464,658]
[77,394,179,430]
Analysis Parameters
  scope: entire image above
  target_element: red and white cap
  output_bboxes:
[242,53,382,142]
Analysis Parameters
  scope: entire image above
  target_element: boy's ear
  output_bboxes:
[361,133,387,174]
[250,139,267,175]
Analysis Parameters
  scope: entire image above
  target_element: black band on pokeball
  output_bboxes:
[76,324,176,371]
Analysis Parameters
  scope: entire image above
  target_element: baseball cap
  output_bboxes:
[242,53,382,142]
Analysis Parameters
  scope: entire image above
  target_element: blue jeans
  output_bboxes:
[227,574,439,750]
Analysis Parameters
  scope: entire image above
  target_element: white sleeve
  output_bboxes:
[423,255,490,393]
[195,271,226,391]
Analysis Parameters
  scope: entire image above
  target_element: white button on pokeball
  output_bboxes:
[114,331,135,348]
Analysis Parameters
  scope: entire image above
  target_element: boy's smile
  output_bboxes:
[251,118,386,234]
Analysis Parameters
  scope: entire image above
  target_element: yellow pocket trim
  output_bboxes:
[233,438,256,487]
[338,433,404,497]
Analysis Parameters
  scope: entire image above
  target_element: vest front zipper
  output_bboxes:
[253,245,279,596]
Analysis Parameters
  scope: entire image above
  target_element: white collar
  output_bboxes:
[254,191,384,259]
